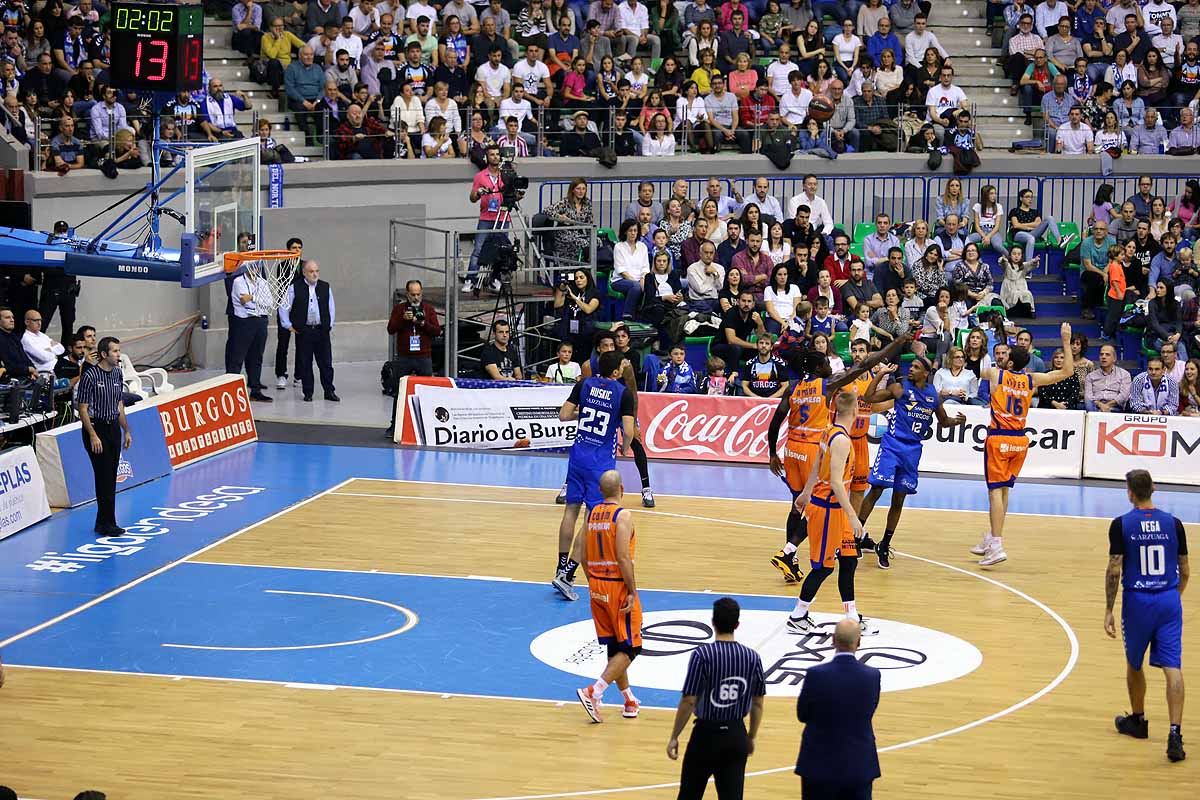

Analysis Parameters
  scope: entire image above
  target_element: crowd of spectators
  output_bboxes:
[996,0,1200,153]
[526,171,1200,414]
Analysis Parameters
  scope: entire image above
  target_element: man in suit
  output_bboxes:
[794,617,882,799]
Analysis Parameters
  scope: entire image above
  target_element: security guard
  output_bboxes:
[667,597,766,800]
[76,336,131,536]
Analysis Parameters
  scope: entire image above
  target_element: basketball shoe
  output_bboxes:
[622,696,641,718]
[1114,713,1149,739]
[555,483,567,504]
[771,550,803,582]
[786,613,817,633]
[970,532,993,556]
[978,541,1007,567]
[1168,731,1186,762]
[858,531,877,552]
[552,572,578,601]
[876,543,892,570]
[576,686,603,723]
[641,488,656,508]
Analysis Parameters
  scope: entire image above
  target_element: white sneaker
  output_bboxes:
[294,378,302,387]
[641,488,655,508]
[970,533,993,556]
[978,543,1008,567]
[462,279,474,293]
[275,376,287,390]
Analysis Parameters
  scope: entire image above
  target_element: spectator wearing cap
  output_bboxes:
[560,109,602,155]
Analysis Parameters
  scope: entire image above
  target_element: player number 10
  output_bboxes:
[1139,544,1166,576]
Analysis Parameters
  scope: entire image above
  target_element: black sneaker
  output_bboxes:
[786,613,817,634]
[770,550,804,582]
[877,544,892,570]
[1168,732,1187,762]
[1115,713,1149,739]
[858,533,876,553]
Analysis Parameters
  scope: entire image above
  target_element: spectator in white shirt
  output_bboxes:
[1034,0,1069,39]
[1141,0,1178,37]
[745,177,785,223]
[766,44,798,97]
[1152,17,1184,69]
[511,42,553,108]
[406,0,438,36]
[21,310,63,372]
[474,46,512,104]
[778,70,813,127]
[613,218,651,317]
[615,0,660,62]
[925,64,968,126]
[786,174,835,236]
[643,110,676,155]
[903,13,948,68]
[934,347,983,404]
[329,16,364,65]
[1055,105,1094,153]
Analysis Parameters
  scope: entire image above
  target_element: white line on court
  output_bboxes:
[0,477,358,650]
[160,590,418,652]
[464,547,1081,800]
[330,476,1154,523]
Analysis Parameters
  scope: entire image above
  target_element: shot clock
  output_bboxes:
[109,2,205,92]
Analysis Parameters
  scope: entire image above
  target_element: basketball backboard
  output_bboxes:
[182,137,261,287]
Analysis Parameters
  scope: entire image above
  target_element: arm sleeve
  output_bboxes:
[1109,518,1124,556]
[1177,519,1188,556]
[620,386,636,416]
[566,380,582,406]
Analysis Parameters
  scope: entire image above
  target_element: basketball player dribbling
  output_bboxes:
[971,322,1073,566]
[787,391,870,634]
[767,333,912,583]
[552,350,636,601]
[856,342,967,569]
[576,469,643,723]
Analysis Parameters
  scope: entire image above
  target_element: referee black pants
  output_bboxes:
[226,315,269,392]
[84,419,122,529]
[677,719,750,800]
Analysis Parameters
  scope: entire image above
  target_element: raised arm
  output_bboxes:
[1031,322,1074,387]
[828,331,912,394]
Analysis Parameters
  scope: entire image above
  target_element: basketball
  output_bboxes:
[808,97,835,122]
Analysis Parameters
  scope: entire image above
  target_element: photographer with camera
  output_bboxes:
[554,270,600,363]
[385,279,442,437]
[465,143,526,294]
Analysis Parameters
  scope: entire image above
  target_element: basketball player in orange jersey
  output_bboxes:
[576,469,643,723]
[787,391,870,634]
[767,333,912,582]
[971,322,1074,566]
[838,340,892,516]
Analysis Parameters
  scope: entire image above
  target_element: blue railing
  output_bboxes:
[538,174,1193,235]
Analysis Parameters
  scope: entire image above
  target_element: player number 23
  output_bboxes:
[1139,544,1166,576]
[578,407,610,436]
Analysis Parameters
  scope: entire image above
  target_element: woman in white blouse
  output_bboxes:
[423,81,466,156]
[698,197,727,243]
[933,347,983,405]
[967,184,1007,256]
[675,79,711,152]
[642,111,676,156]
[390,81,425,153]
[1094,110,1127,153]
[832,18,864,82]
[904,219,933,267]
[613,218,651,319]
[763,263,804,334]
[764,221,791,265]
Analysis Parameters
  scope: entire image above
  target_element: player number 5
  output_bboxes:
[1139,544,1166,576]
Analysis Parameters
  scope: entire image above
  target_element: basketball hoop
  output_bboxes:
[223,250,302,313]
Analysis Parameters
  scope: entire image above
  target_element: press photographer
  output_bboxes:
[384,279,441,438]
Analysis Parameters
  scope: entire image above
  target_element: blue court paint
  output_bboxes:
[2,441,1197,645]
[5,562,797,709]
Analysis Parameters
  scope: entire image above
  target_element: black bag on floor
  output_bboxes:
[381,360,397,396]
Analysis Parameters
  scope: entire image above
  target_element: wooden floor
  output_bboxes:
[2,479,1196,799]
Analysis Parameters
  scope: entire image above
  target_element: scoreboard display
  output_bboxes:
[109,2,205,92]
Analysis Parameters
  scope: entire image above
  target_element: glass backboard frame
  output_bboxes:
[182,137,261,287]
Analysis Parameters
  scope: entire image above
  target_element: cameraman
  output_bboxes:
[465,143,513,294]
[385,279,441,437]
[40,220,79,341]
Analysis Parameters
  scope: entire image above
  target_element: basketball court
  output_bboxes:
[1,442,1197,799]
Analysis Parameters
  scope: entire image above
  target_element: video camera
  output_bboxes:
[497,153,528,210]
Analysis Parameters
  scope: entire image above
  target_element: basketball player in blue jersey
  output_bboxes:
[856,342,966,569]
[1106,469,1189,762]
[553,350,637,601]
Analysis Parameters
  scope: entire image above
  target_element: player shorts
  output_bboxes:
[868,437,921,495]
[850,435,869,492]
[984,432,1030,490]
[1122,589,1183,670]
[783,440,821,494]
[805,495,858,569]
[589,582,643,653]
[565,459,610,507]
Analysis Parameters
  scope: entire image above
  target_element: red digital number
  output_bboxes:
[184,38,202,82]
[134,38,170,81]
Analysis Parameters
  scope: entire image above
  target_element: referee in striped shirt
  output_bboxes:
[668,597,765,800]
[76,336,131,536]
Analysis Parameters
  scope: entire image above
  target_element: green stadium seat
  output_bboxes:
[832,331,850,360]
[974,305,1006,319]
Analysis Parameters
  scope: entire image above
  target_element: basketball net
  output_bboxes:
[224,250,302,313]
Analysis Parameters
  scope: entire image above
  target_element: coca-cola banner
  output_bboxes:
[638,393,782,463]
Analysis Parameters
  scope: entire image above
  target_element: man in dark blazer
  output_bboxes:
[794,617,882,799]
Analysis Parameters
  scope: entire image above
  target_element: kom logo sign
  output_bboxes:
[1084,413,1200,484]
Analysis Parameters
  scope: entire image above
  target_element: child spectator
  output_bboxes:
[1089,183,1115,227]
[808,296,833,337]
[900,278,925,317]
[656,345,699,392]
[849,302,873,345]
[698,356,736,395]
[545,341,581,383]
[1000,246,1040,318]
[743,334,789,397]
[790,298,813,338]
